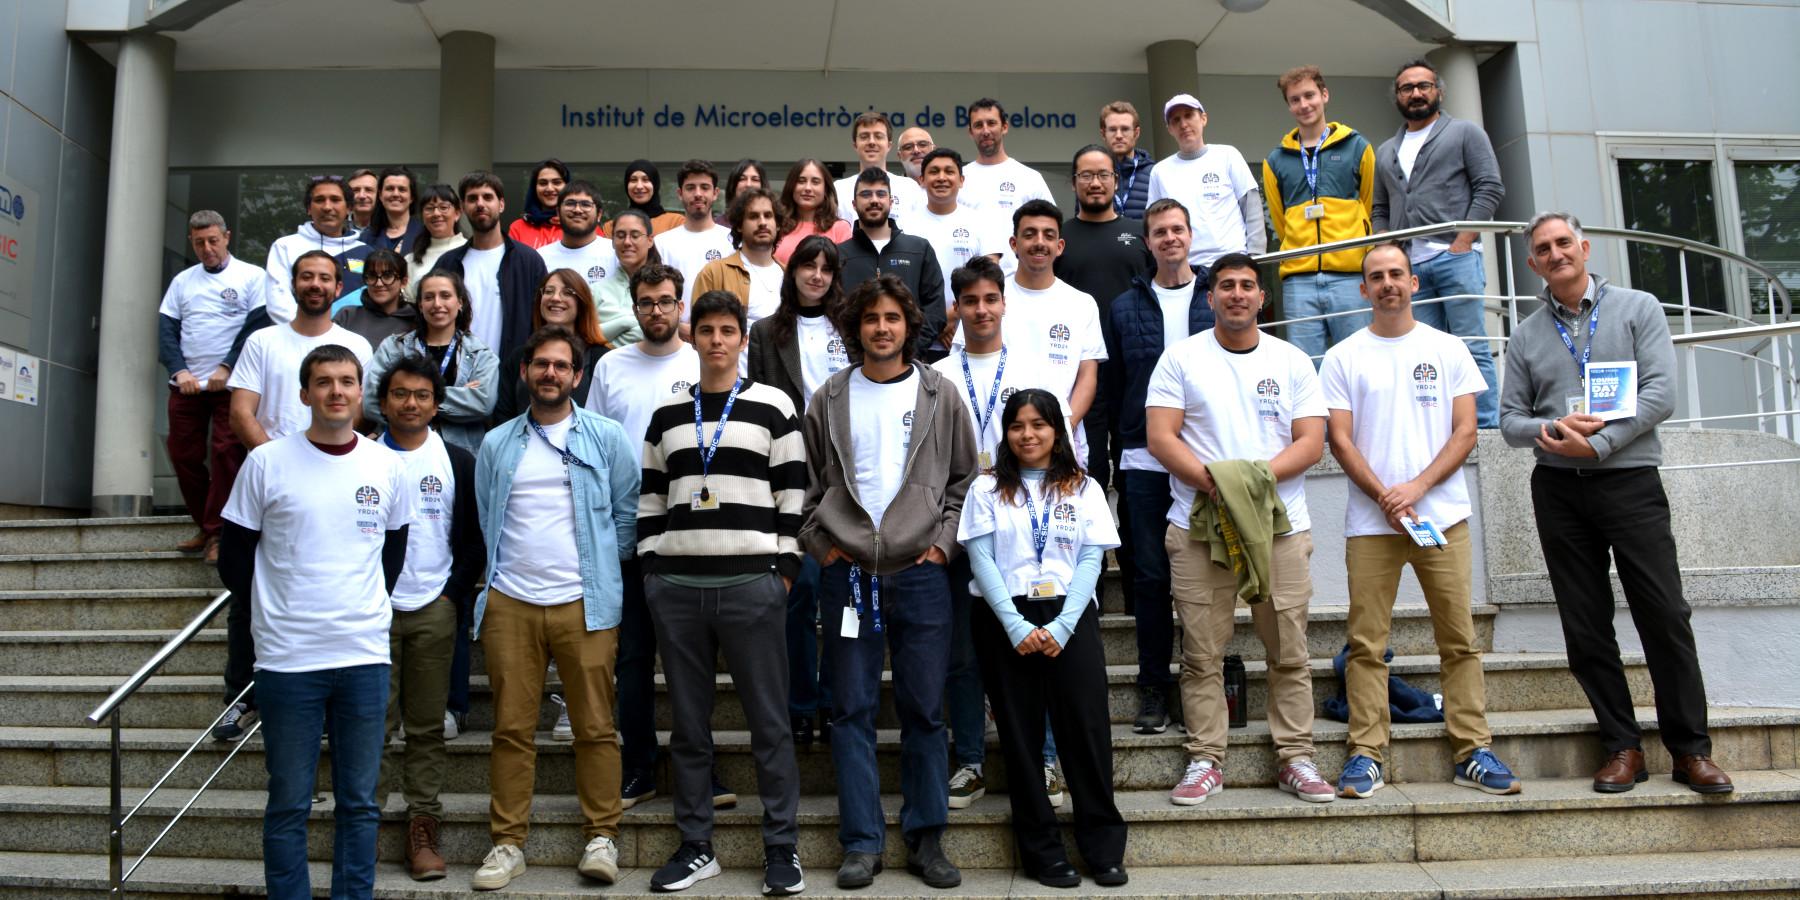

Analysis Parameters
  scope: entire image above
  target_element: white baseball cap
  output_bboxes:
[1163,93,1205,121]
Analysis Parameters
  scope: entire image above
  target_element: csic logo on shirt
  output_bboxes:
[1255,378,1283,422]
[705,249,722,261]
[1052,501,1079,549]
[418,475,445,520]
[587,265,607,281]
[220,287,241,309]
[1413,362,1441,408]
[354,485,383,534]
[1046,323,1072,364]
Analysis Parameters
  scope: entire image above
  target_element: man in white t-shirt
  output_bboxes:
[908,148,1008,323]
[160,210,268,561]
[692,188,784,336]
[537,180,631,342]
[835,112,927,227]
[214,249,375,744]
[1145,252,1333,807]
[584,262,700,808]
[218,343,413,899]
[1145,94,1267,269]
[897,126,936,187]
[435,171,548,360]
[654,160,736,306]
[959,98,1054,215]
[1002,200,1106,462]
[1322,242,1518,799]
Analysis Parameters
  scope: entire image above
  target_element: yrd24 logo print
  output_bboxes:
[1255,377,1283,422]
[354,485,383,535]
[1412,362,1440,408]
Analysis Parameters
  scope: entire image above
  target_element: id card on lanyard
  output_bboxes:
[1553,294,1602,415]
[691,378,742,510]
[1021,483,1062,599]
[1301,132,1327,220]
[960,346,1006,471]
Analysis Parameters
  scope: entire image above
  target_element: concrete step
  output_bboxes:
[0,589,222,631]
[8,706,1793,795]
[3,847,1799,898]
[0,772,1794,872]
[0,553,221,591]
[13,650,1649,734]
[0,516,197,555]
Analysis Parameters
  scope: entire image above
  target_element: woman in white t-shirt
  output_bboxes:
[958,388,1127,888]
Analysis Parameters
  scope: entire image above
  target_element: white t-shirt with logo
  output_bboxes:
[743,259,783,325]
[159,257,269,382]
[585,342,702,465]
[958,472,1120,600]
[655,224,735,304]
[847,367,917,529]
[1321,323,1485,537]
[220,433,413,673]
[796,313,849,408]
[1145,145,1259,267]
[960,158,1054,216]
[907,204,1005,310]
[1144,330,1326,532]
[461,245,505,352]
[999,276,1107,459]
[1118,278,1201,474]
[536,238,621,296]
[226,323,375,441]
[930,345,1067,470]
[387,430,457,611]
[836,170,927,226]
[491,415,584,605]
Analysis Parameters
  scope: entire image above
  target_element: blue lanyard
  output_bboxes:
[1021,482,1052,565]
[848,564,884,634]
[1114,160,1140,214]
[1301,132,1327,196]
[693,378,742,501]
[959,346,1006,443]
[436,335,459,380]
[528,415,593,470]
[1550,293,1603,379]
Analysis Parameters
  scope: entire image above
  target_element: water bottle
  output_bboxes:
[1223,655,1248,728]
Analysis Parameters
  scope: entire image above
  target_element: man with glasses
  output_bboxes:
[836,112,926,227]
[1373,58,1506,427]
[471,324,640,891]
[265,175,364,324]
[1101,101,1154,220]
[898,126,936,188]
[538,181,631,343]
[836,168,948,361]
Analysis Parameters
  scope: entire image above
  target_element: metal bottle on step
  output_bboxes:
[1223,655,1248,728]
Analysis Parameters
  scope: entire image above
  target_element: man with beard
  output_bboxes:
[995,200,1105,466]
[1103,101,1154,220]
[834,112,926,226]
[265,176,364,324]
[471,325,640,891]
[537,181,632,344]
[656,160,737,305]
[960,98,1054,215]
[693,187,784,331]
[1373,58,1505,428]
[214,250,374,744]
[898,126,936,190]
[836,169,948,360]
[437,171,549,359]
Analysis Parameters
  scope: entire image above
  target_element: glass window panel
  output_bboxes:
[1617,158,1728,313]
[1733,160,1800,317]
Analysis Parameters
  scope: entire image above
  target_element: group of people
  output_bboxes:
[152,59,1730,900]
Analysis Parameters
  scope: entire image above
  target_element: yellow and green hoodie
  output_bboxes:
[1262,121,1375,278]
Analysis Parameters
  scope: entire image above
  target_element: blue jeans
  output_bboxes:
[1283,272,1371,367]
[258,664,389,900]
[948,556,1057,768]
[785,556,833,716]
[823,560,951,853]
[1121,469,1176,688]
[1413,249,1499,427]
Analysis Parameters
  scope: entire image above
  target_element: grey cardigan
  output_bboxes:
[1499,276,1675,469]
[1371,113,1505,238]
[799,362,978,575]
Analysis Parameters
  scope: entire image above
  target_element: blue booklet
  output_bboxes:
[1584,361,1638,421]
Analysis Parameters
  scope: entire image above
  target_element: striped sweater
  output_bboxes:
[637,380,806,579]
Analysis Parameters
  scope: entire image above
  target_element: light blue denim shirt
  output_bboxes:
[473,407,639,635]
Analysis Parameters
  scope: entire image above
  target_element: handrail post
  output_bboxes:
[109,708,123,897]
[1678,251,1703,429]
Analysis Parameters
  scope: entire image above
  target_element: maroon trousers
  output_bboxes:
[165,388,244,537]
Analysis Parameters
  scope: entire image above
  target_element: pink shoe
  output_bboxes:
[1277,758,1336,803]
[1169,758,1223,806]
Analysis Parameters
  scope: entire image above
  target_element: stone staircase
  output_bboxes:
[0,515,1796,898]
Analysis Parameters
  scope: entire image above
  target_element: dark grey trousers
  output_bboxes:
[646,572,800,845]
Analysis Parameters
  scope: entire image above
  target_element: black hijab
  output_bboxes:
[520,158,571,227]
[623,159,667,218]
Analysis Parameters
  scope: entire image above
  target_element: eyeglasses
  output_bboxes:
[527,358,575,374]
[539,285,581,298]
[898,139,935,153]
[1396,81,1438,95]
[366,272,400,286]
[560,199,597,211]
[633,298,679,312]
[386,387,435,403]
[1074,171,1116,184]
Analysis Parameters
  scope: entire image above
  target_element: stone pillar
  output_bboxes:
[1427,44,1505,307]
[437,31,495,184]
[90,34,175,518]
[1145,40,1199,159]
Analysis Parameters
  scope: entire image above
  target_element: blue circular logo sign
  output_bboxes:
[10,196,23,220]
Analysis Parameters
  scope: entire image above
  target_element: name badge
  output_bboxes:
[1303,203,1326,220]
[978,450,992,471]
[840,606,860,639]
[1027,578,1062,599]
[690,490,720,511]
[1565,393,1586,416]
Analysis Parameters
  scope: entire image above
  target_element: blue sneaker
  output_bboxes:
[1454,748,1522,795]
[1337,754,1385,798]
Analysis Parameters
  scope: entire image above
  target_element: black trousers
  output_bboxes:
[973,597,1125,874]
[223,589,256,708]
[1530,465,1710,757]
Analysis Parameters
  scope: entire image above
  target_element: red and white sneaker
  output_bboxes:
[1277,758,1336,803]
[1169,758,1224,806]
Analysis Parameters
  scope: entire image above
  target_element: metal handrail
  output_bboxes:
[86,590,231,725]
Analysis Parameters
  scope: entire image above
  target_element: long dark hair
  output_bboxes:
[777,158,839,237]
[410,183,460,266]
[769,236,843,347]
[990,388,1084,505]
[725,159,769,207]
[412,268,474,339]
[368,165,417,238]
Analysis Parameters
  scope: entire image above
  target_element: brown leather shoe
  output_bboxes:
[176,531,207,553]
[1593,748,1648,793]
[1672,754,1734,794]
[407,815,447,880]
[202,535,220,567]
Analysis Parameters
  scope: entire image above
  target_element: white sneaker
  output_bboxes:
[472,843,526,891]
[443,711,460,741]
[551,694,573,742]
[578,834,619,883]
